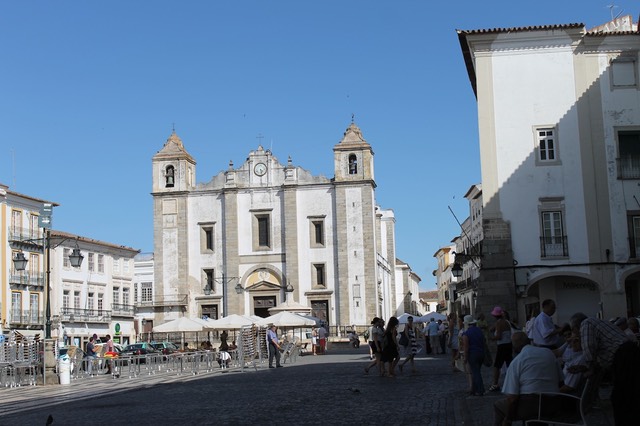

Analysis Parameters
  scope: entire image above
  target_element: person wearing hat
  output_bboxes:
[462,314,486,396]
[488,306,513,392]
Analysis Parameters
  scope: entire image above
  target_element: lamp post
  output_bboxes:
[12,230,84,338]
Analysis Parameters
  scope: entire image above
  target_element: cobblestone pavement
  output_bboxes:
[0,347,614,425]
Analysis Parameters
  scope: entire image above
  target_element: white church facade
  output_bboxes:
[150,122,416,329]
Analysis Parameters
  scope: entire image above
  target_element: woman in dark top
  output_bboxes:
[381,316,400,377]
[462,314,486,396]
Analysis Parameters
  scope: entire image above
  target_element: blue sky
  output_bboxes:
[1,1,635,290]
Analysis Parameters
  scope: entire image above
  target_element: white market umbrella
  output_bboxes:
[191,317,219,331]
[257,311,316,327]
[397,313,424,324]
[417,312,446,322]
[152,317,205,333]
[207,314,256,330]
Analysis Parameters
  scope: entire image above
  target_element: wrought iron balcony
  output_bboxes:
[60,307,112,323]
[9,273,45,288]
[8,226,44,243]
[111,303,135,317]
[9,310,44,326]
[540,236,569,257]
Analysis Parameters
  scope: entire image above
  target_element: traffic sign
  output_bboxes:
[39,203,53,229]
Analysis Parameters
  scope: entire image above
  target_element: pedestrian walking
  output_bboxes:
[427,318,440,355]
[381,316,400,377]
[462,315,485,396]
[364,317,384,375]
[488,306,513,392]
[448,313,461,372]
[398,316,420,374]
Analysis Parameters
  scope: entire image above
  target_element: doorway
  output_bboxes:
[253,296,276,318]
[311,300,329,326]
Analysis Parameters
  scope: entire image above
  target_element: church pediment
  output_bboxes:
[245,280,283,292]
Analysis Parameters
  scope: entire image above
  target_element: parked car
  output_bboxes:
[121,342,159,357]
[150,342,180,356]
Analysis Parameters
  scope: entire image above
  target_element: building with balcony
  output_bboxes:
[51,230,139,346]
[151,122,418,328]
[2,184,55,338]
[433,244,456,316]
[3,185,140,344]
[458,15,640,324]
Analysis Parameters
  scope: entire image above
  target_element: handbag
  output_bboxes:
[398,331,409,347]
[483,339,493,367]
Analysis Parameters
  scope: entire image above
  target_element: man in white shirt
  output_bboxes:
[530,299,561,349]
[494,331,562,426]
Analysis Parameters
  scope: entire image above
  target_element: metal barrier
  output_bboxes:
[0,348,257,388]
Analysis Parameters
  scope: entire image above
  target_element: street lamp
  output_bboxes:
[451,251,482,279]
[451,262,463,278]
[12,232,84,338]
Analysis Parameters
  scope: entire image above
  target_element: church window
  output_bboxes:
[348,154,358,174]
[251,213,271,250]
[200,223,215,253]
[258,216,270,247]
[251,210,272,251]
[313,263,326,287]
[165,165,175,188]
[309,216,326,248]
[203,269,215,293]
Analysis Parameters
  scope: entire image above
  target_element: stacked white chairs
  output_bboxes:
[0,340,40,387]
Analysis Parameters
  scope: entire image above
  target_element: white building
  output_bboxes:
[150,122,419,329]
[2,184,139,345]
[50,231,139,346]
[458,15,640,323]
[2,185,54,337]
[395,259,421,316]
